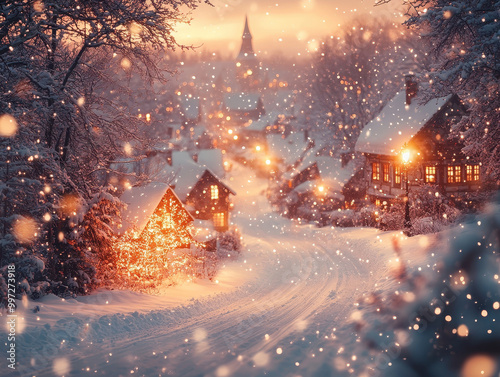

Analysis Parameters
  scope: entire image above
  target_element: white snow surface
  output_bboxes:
[4,161,445,377]
[355,91,452,155]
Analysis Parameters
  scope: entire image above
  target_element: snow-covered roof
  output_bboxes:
[245,118,269,132]
[224,93,262,111]
[294,180,344,201]
[119,182,192,235]
[266,132,310,167]
[288,155,357,194]
[152,151,234,201]
[355,91,452,156]
[197,149,225,178]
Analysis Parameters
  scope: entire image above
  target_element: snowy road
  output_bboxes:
[10,163,427,377]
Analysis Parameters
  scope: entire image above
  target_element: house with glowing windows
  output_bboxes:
[355,75,480,206]
[154,151,236,232]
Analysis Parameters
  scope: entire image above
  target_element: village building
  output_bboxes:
[355,75,476,206]
[223,92,265,124]
[119,183,194,250]
[235,15,261,91]
[155,151,236,231]
[283,155,360,207]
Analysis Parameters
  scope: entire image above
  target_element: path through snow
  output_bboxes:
[5,162,439,377]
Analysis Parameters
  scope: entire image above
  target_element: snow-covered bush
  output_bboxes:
[353,195,500,377]
[217,228,243,259]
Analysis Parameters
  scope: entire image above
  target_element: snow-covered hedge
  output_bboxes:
[353,195,500,377]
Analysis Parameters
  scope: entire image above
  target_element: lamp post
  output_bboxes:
[401,144,411,236]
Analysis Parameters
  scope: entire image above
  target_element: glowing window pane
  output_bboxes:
[425,166,436,183]
[383,163,390,182]
[210,185,219,200]
[371,163,380,181]
[213,212,225,228]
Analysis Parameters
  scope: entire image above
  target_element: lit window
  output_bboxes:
[466,165,480,182]
[425,166,436,183]
[383,163,390,182]
[213,212,225,228]
[394,165,401,187]
[210,185,219,200]
[447,165,462,183]
[372,163,380,181]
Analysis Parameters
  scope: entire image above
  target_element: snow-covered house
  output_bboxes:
[285,156,359,206]
[223,93,265,124]
[155,152,236,231]
[355,75,475,205]
[119,183,194,249]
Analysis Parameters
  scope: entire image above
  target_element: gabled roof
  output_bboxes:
[224,93,262,111]
[152,151,235,201]
[355,91,452,156]
[119,183,193,235]
[289,156,358,194]
[191,170,236,197]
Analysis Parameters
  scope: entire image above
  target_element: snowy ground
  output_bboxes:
[2,162,444,377]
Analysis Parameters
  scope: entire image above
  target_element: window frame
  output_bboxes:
[447,165,462,184]
[210,184,219,200]
[424,166,437,184]
[382,163,390,183]
[466,164,480,182]
[371,162,380,181]
[213,212,225,228]
[393,165,402,188]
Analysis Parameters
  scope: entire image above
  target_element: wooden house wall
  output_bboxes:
[186,172,231,230]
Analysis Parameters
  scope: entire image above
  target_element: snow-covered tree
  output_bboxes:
[307,19,427,152]
[376,0,500,186]
[0,0,209,302]
[353,195,500,377]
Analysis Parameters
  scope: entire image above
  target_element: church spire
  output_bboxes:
[238,15,255,59]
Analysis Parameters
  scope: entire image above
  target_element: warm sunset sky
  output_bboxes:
[174,0,404,58]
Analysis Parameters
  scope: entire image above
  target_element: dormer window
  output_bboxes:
[210,185,219,200]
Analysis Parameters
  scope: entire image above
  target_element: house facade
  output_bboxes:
[154,153,236,232]
[355,76,480,206]
[185,170,236,232]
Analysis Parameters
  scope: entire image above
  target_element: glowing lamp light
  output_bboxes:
[265,159,271,165]
[317,185,325,193]
[255,145,261,152]
[402,148,410,164]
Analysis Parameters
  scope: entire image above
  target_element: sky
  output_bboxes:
[174,0,404,58]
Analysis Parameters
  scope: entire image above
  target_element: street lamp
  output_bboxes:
[401,143,411,236]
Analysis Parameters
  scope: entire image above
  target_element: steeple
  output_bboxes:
[238,15,256,59]
[235,15,260,91]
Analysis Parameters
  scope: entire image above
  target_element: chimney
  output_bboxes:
[405,74,418,105]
